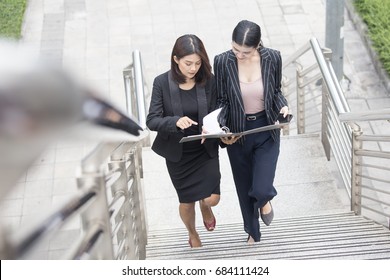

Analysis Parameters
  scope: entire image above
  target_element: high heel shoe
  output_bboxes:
[260,201,274,226]
[203,217,216,231]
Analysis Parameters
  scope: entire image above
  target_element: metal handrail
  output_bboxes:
[9,189,97,259]
[283,41,311,67]
[0,50,150,259]
[0,135,148,260]
[339,108,390,122]
[283,37,390,228]
[123,50,149,130]
[309,39,350,115]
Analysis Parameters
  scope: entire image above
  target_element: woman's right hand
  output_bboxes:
[176,116,198,130]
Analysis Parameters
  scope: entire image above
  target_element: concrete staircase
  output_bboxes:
[146,212,390,260]
[142,133,390,260]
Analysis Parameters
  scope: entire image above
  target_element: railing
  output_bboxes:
[340,110,390,227]
[282,37,390,229]
[0,50,149,259]
[74,139,148,259]
[123,50,151,174]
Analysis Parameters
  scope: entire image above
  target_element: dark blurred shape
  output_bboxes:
[0,68,142,138]
[0,41,143,197]
[83,93,142,137]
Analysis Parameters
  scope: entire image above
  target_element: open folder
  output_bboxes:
[179,110,293,143]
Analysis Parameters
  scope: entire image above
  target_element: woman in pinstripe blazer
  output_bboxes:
[214,20,289,243]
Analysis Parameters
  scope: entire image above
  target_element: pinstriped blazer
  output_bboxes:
[214,47,288,142]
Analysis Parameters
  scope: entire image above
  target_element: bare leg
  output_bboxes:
[179,202,201,248]
[200,194,220,231]
[202,193,220,207]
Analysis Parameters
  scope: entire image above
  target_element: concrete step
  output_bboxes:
[146,212,390,260]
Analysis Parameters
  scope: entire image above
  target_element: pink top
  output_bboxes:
[240,77,265,114]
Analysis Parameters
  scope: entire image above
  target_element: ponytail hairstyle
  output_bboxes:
[232,20,263,49]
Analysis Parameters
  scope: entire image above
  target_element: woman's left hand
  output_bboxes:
[220,135,241,145]
[280,106,289,117]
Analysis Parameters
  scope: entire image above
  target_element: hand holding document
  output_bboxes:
[180,109,293,143]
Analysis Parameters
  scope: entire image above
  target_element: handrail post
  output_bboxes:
[296,64,305,134]
[351,126,363,215]
[132,50,147,129]
[321,49,333,160]
[127,145,147,259]
[123,66,137,121]
[321,83,331,160]
[123,51,150,149]
[122,50,147,130]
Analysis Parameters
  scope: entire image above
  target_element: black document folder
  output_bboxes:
[179,114,293,143]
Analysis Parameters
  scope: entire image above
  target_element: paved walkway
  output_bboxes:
[0,0,389,256]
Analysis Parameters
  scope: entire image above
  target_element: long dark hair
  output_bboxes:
[232,20,262,48]
[170,34,212,86]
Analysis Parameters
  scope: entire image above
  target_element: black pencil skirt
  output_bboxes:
[166,141,221,203]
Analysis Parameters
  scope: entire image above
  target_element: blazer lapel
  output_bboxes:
[227,52,245,112]
[260,48,272,111]
[168,71,183,117]
[196,84,207,132]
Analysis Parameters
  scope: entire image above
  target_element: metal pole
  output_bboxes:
[351,126,363,215]
[296,65,305,134]
[325,0,345,81]
[132,50,147,129]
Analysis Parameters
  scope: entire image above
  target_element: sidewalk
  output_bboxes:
[1,0,389,251]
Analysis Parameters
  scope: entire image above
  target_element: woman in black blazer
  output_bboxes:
[146,35,220,248]
[214,20,289,243]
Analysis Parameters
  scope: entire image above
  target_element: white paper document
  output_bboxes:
[202,108,224,134]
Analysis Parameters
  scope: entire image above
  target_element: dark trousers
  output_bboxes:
[227,113,279,242]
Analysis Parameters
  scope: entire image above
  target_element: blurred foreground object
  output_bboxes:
[0,40,143,197]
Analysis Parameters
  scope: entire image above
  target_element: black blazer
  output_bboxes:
[146,71,219,162]
[214,47,288,141]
